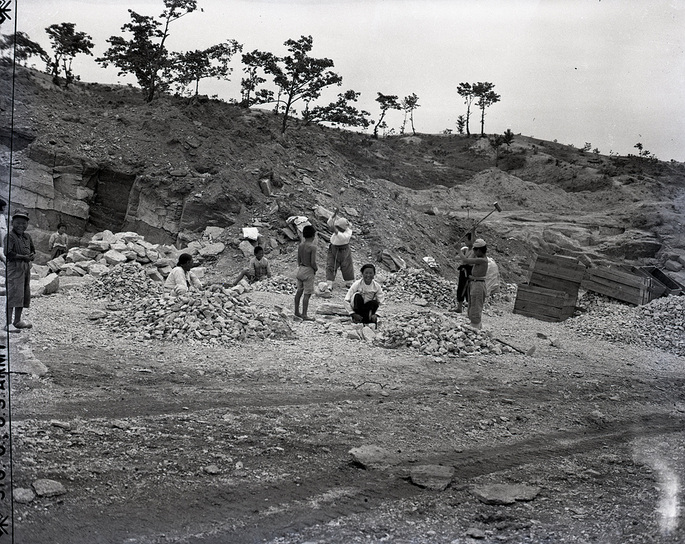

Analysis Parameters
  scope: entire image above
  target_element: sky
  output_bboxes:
[6,0,685,161]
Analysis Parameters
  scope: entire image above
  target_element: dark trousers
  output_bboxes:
[352,293,379,323]
[457,264,473,303]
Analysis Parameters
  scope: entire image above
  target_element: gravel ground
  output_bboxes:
[6,277,685,544]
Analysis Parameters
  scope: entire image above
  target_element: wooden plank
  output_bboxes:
[631,267,667,300]
[581,277,640,297]
[535,253,581,266]
[531,260,586,282]
[513,300,564,321]
[586,267,649,289]
[516,292,567,308]
[581,274,647,296]
[516,284,569,298]
[581,278,648,305]
[514,299,564,316]
[529,276,581,295]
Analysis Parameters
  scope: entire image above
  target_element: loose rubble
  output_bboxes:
[100,285,294,344]
[383,268,458,308]
[565,292,685,356]
[373,310,509,359]
[252,275,297,295]
[83,262,164,303]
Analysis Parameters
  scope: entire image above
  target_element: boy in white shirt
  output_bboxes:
[344,263,384,325]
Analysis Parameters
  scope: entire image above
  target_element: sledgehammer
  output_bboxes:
[456,201,502,245]
[493,336,536,356]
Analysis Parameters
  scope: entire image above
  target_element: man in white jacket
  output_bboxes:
[164,253,202,295]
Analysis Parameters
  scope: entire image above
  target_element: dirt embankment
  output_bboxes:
[2,65,685,289]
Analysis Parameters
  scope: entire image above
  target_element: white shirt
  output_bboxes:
[164,266,202,294]
[344,278,385,313]
[327,216,353,246]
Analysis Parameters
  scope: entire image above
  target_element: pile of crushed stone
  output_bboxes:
[83,262,163,303]
[383,268,457,308]
[100,286,294,344]
[565,292,685,356]
[373,309,512,360]
[252,275,297,295]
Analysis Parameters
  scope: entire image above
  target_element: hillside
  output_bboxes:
[1,65,684,284]
[4,66,685,544]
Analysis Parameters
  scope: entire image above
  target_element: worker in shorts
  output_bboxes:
[457,238,489,330]
[326,208,354,290]
[4,210,35,331]
[294,225,318,321]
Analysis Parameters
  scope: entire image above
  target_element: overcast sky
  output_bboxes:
[9,0,685,161]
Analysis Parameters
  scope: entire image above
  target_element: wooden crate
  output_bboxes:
[581,266,652,305]
[528,253,586,298]
[641,266,683,296]
[628,267,666,302]
[513,284,576,322]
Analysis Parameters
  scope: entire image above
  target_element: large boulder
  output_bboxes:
[198,242,225,257]
[103,249,127,266]
[30,273,59,296]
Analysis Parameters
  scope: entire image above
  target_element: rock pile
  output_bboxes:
[565,292,685,356]
[84,262,163,303]
[100,285,294,344]
[383,268,457,308]
[252,275,296,295]
[46,229,224,282]
[373,310,507,360]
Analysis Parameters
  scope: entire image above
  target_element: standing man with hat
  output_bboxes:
[4,210,35,331]
[326,207,355,291]
[457,238,489,330]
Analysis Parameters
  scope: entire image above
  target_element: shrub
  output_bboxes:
[500,153,527,171]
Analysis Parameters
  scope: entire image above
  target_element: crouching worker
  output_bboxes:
[344,263,384,326]
[457,238,489,330]
[231,246,272,287]
[165,253,202,295]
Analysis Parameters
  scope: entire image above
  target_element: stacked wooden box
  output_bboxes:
[514,254,586,322]
[581,266,654,305]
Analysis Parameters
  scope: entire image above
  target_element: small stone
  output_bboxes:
[410,465,454,491]
[32,479,67,497]
[14,487,36,504]
[465,527,486,539]
[349,445,400,469]
[203,465,221,475]
[471,483,541,505]
[50,420,72,430]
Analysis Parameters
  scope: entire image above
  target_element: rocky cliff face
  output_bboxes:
[1,66,684,282]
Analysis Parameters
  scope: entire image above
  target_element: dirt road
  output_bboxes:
[8,286,685,543]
